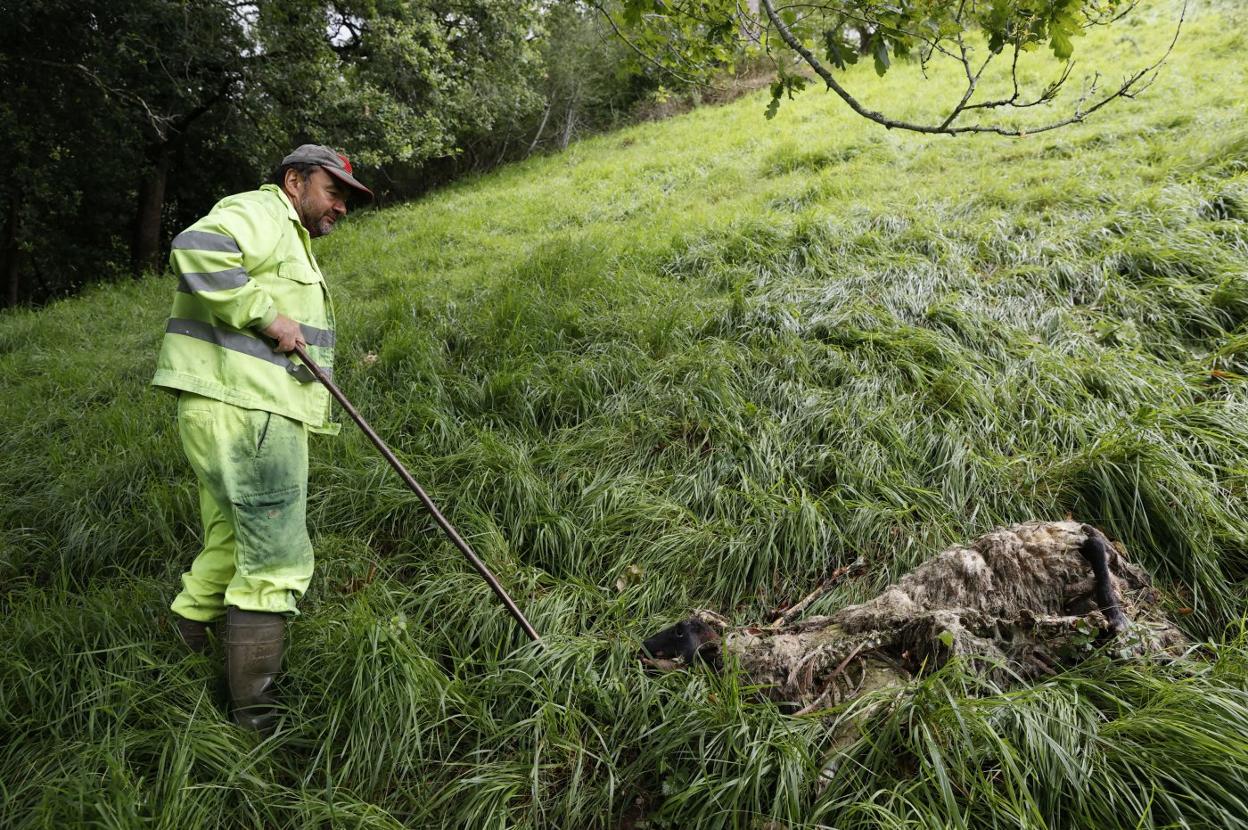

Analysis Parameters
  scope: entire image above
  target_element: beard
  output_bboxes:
[310,215,336,237]
[298,194,337,238]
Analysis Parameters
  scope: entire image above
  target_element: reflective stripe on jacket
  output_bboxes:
[151,184,339,434]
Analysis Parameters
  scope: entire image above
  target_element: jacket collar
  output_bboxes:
[261,183,312,247]
[261,182,303,222]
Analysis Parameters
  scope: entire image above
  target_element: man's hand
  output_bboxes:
[262,314,306,353]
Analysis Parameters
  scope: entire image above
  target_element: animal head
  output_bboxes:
[640,618,721,664]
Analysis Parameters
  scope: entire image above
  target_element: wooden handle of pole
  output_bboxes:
[292,343,543,645]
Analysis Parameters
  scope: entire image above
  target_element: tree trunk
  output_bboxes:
[559,82,581,151]
[131,144,172,277]
[527,98,553,157]
[1,190,20,308]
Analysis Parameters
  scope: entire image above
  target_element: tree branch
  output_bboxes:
[588,2,706,87]
[22,58,174,138]
[20,57,234,145]
[964,57,1073,113]
[758,0,1187,137]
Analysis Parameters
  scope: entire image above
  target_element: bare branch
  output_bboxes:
[766,557,866,630]
[18,57,233,145]
[21,58,174,139]
[937,36,998,131]
[965,39,1025,111]
[965,58,1074,113]
[735,0,766,48]
[587,2,705,87]
[758,0,1187,137]
[1084,0,1142,26]
[772,3,962,61]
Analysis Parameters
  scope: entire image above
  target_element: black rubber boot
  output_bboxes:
[175,616,214,654]
[225,607,286,734]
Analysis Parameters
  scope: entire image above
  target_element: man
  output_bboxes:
[152,145,372,732]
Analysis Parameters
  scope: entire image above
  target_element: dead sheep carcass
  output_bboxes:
[641,521,1188,713]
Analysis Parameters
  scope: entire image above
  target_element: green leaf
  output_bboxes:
[872,37,891,77]
[1050,26,1074,60]
[824,30,858,71]
[766,80,783,118]
[1049,11,1081,60]
[621,1,644,28]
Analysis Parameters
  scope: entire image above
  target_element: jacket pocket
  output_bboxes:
[277,259,321,284]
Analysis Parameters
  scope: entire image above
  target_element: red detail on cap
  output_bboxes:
[337,153,353,174]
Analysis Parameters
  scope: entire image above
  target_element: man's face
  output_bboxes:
[285,167,349,238]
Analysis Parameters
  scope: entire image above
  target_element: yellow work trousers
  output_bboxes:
[170,392,313,620]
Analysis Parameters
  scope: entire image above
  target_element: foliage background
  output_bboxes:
[0,0,670,307]
[3,0,1248,827]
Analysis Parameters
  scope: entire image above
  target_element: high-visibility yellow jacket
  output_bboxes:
[151,184,338,433]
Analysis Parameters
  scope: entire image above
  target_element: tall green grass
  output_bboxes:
[3,1,1248,825]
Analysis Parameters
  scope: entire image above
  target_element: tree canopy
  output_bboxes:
[1,0,543,305]
[596,0,1184,135]
[1,0,1184,307]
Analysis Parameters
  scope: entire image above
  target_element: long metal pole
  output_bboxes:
[293,343,542,645]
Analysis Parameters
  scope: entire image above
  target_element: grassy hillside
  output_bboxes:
[3,1,1248,826]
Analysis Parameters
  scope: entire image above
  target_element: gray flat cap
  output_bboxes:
[281,144,374,201]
